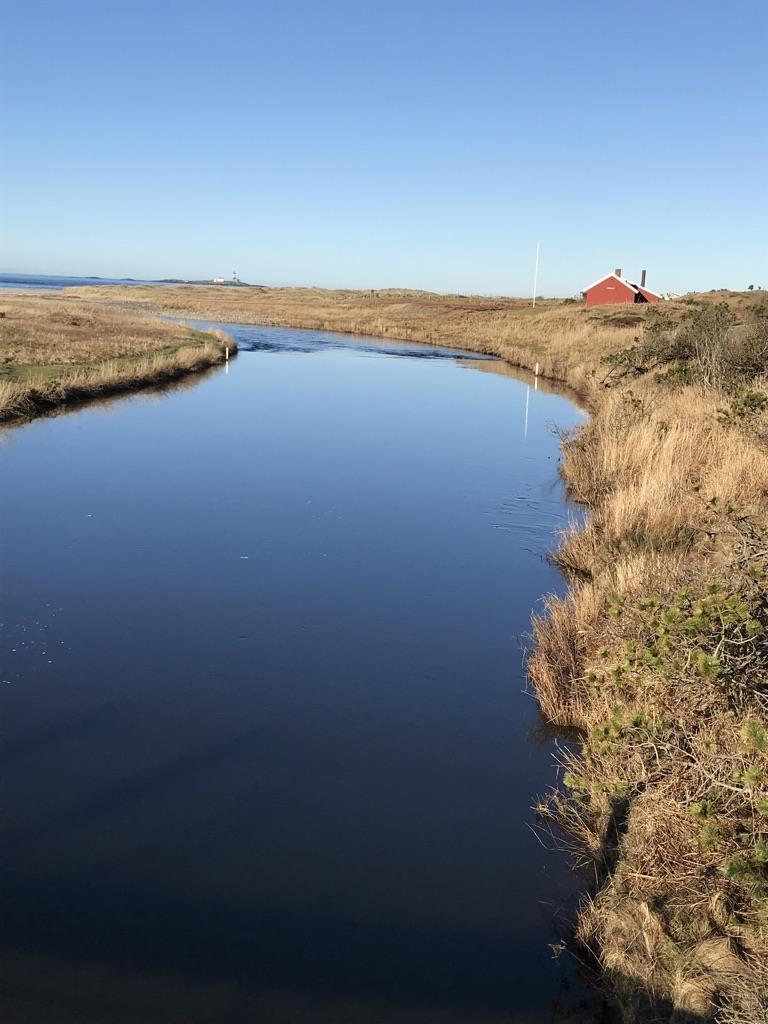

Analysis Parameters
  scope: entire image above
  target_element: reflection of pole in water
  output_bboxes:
[524,384,530,439]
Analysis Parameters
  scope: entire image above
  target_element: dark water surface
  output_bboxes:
[0,325,586,1023]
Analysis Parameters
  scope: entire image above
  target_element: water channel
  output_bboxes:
[0,323,587,1022]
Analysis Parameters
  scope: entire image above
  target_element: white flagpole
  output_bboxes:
[532,241,541,308]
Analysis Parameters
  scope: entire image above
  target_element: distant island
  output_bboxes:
[156,278,263,288]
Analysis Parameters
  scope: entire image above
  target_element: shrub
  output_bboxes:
[603,304,768,392]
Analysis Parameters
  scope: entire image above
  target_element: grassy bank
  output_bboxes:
[67,282,634,395]
[17,283,768,1019]
[0,293,235,423]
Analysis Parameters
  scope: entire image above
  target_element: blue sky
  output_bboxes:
[1,0,766,295]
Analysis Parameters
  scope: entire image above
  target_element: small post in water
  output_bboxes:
[225,346,230,362]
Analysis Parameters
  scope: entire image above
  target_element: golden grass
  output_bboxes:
[525,341,767,1020]
[552,386,768,592]
[62,282,638,386]
[0,293,234,422]
[530,374,768,1018]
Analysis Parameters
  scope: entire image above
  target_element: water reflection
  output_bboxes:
[1,953,588,1024]
[0,363,223,436]
[0,324,588,1021]
[187,319,499,364]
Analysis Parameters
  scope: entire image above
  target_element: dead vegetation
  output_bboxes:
[0,293,235,422]
[528,299,768,1022]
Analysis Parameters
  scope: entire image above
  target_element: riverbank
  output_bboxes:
[0,293,235,423]
[11,282,768,1020]
[64,283,635,399]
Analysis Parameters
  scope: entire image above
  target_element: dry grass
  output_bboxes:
[0,293,234,421]
[552,386,768,587]
[523,302,768,1020]
[61,282,637,390]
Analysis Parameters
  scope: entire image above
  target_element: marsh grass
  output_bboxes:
[523,301,768,1021]
[0,294,235,421]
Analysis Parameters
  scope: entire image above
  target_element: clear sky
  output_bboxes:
[1,0,766,295]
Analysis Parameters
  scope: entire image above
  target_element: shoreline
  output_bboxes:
[6,284,767,1021]
[0,292,236,425]
[0,345,234,426]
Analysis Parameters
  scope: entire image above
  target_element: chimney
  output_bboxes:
[640,269,647,287]
[614,267,622,278]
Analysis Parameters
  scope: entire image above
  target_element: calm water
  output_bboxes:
[0,325,586,1023]
[0,273,256,291]
[0,272,153,291]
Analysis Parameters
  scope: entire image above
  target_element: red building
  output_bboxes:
[583,268,662,308]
